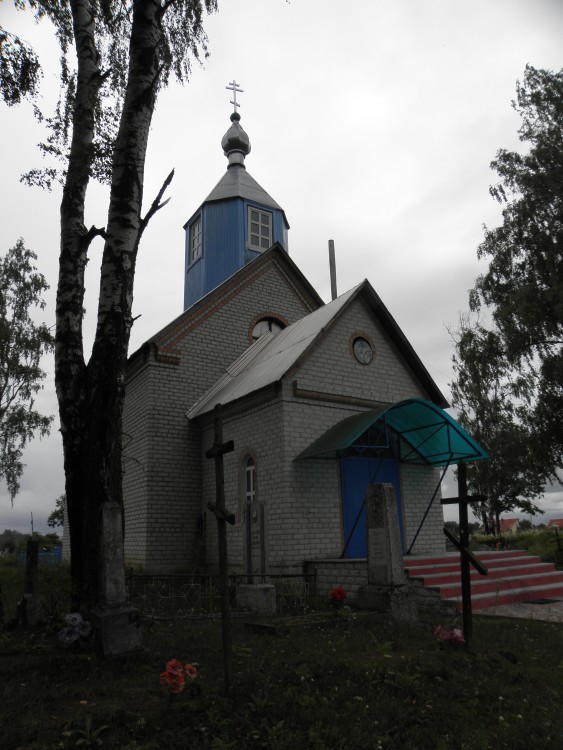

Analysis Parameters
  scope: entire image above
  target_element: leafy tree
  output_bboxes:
[48,493,65,529]
[451,65,563,534]
[445,520,482,537]
[0,528,61,551]
[0,26,41,106]
[0,239,54,501]
[451,316,545,534]
[0,529,24,553]
[1,0,217,610]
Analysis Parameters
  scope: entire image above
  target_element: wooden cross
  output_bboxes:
[205,403,235,694]
[226,79,244,113]
[441,461,488,650]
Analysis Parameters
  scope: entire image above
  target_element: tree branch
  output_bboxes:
[139,168,174,235]
[81,224,107,252]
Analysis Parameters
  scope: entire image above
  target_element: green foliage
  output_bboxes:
[0,528,61,553]
[0,25,41,106]
[0,608,561,749]
[474,527,563,568]
[0,554,68,624]
[445,520,481,538]
[3,0,218,188]
[48,493,65,529]
[451,317,545,533]
[450,66,563,532]
[474,66,563,362]
[0,238,54,500]
[2,0,219,613]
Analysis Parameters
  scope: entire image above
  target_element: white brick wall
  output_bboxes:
[123,260,446,574]
[199,300,446,574]
[123,255,319,571]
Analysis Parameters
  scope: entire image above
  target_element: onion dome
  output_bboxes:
[221,112,251,168]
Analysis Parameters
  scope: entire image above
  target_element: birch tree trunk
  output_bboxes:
[56,0,163,611]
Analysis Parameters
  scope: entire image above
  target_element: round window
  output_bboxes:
[352,337,373,365]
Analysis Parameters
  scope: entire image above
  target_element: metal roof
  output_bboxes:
[186,284,361,418]
[295,398,489,467]
[204,165,283,210]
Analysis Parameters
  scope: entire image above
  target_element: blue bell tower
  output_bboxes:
[183,89,290,310]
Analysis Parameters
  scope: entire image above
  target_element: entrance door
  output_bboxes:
[340,457,403,558]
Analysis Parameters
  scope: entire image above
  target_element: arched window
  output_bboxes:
[245,457,255,504]
[252,317,284,341]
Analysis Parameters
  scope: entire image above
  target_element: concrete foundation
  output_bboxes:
[237,583,276,615]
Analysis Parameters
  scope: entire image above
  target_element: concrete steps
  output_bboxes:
[404,549,563,611]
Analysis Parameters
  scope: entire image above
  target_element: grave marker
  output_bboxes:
[91,502,142,657]
[356,483,418,622]
[205,403,235,694]
[440,461,488,649]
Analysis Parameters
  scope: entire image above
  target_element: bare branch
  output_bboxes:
[81,224,107,252]
[139,168,174,235]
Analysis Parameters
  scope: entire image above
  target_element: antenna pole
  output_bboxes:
[328,239,337,300]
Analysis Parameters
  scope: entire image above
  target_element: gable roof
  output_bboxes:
[187,284,360,418]
[187,280,447,418]
[127,244,323,371]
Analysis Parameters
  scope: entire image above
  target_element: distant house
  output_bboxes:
[547,519,563,530]
[499,518,520,534]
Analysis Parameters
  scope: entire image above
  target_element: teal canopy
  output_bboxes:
[295,398,488,467]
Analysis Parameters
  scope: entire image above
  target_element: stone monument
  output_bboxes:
[90,502,142,657]
[237,499,276,616]
[356,483,418,622]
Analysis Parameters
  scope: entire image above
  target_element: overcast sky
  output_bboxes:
[1,0,562,533]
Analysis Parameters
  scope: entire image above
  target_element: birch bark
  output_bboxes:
[57,0,164,610]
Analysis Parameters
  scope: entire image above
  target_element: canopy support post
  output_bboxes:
[405,459,451,556]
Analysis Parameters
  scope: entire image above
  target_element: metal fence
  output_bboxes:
[15,548,63,566]
[128,571,317,619]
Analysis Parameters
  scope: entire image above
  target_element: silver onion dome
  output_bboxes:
[221,112,251,168]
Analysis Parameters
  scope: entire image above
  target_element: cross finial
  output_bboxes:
[226,79,243,113]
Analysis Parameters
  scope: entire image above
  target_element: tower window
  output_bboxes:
[248,207,272,251]
[190,217,202,263]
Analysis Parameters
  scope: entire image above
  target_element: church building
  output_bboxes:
[122,98,486,579]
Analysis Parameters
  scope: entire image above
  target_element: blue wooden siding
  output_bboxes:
[184,197,289,310]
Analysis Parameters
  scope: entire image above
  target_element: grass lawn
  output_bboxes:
[1,562,562,749]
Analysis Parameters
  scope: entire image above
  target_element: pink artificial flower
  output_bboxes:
[165,659,184,675]
[160,670,186,694]
[185,663,198,682]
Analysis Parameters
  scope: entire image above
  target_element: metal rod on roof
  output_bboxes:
[328,239,337,300]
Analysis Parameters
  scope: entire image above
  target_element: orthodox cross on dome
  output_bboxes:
[226,79,243,113]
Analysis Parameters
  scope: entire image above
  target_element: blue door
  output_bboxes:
[340,457,403,558]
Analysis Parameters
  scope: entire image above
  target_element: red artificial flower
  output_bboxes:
[185,663,198,682]
[329,587,347,603]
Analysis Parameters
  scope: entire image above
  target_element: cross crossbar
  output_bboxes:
[441,495,487,506]
[443,527,488,576]
[205,440,234,459]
